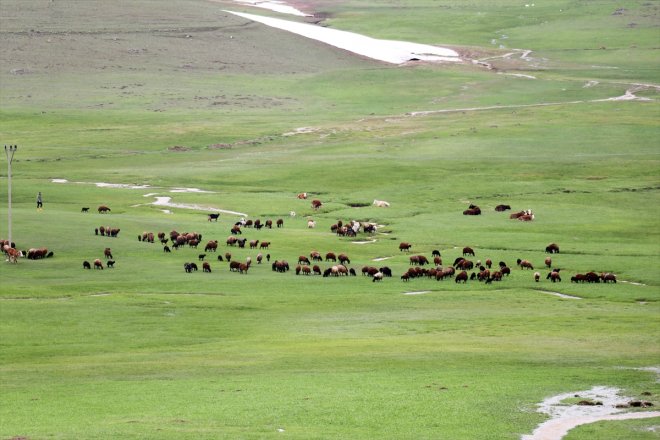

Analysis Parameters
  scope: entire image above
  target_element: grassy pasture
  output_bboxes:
[1,0,659,439]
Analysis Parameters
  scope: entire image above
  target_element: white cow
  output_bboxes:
[373,199,390,207]
[307,219,316,228]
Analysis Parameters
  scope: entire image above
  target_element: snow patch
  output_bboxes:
[225,11,460,65]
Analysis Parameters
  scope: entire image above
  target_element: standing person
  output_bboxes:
[37,191,43,209]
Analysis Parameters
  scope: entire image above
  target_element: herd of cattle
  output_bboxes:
[2,201,619,286]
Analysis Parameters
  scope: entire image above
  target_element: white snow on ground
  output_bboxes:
[537,290,581,300]
[225,10,460,64]
[230,0,312,17]
[522,386,660,440]
[151,196,248,217]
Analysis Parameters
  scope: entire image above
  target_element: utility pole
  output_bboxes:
[5,145,17,246]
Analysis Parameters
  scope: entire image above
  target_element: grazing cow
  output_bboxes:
[27,248,48,260]
[517,259,534,270]
[301,266,311,275]
[545,243,560,254]
[104,248,113,259]
[433,256,442,266]
[379,267,392,277]
[4,247,22,263]
[311,199,322,210]
[237,238,247,248]
[485,259,492,269]
[463,247,475,256]
[163,245,171,253]
[205,240,218,252]
[229,261,241,272]
[81,207,89,213]
[226,236,238,246]
[495,204,511,212]
[230,225,242,235]
[249,240,259,249]
[184,262,194,273]
[545,257,552,268]
[501,267,511,276]
[431,249,441,257]
[325,252,337,262]
[399,242,412,252]
[106,260,115,268]
[198,254,206,261]
[83,260,91,269]
[373,199,390,207]
[338,253,350,265]
[225,252,232,262]
[571,274,587,283]
[93,259,104,270]
[98,205,111,214]
[585,272,601,283]
[313,265,321,275]
[217,255,224,262]
[534,272,541,282]
[298,256,310,265]
[272,260,289,273]
[307,219,316,228]
[297,192,308,199]
[256,253,263,264]
[310,251,322,262]
[239,263,249,274]
[401,273,410,282]
[601,273,617,283]
[208,213,220,222]
[260,241,271,249]
[203,262,211,272]
[547,271,561,282]
[372,272,384,282]
[455,271,468,283]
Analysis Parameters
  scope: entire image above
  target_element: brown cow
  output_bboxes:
[250,240,259,249]
[93,258,104,269]
[399,242,412,252]
[205,240,218,252]
[545,257,552,268]
[104,248,113,259]
[463,247,475,256]
[455,271,468,283]
[311,199,322,210]
[297,192,308,199]
[495,204,511,211]
[325,252,337,262]
[517,259,534,270]
[98,205,111,213]
[260,241,271,249]
[298,255,310,265]
[545,243,560,253]
[203,262,211,273]
[338,253,350,265]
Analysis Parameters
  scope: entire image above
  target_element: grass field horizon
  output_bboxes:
[1,1,659,439]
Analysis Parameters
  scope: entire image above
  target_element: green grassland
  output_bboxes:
[1,0,659,439]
